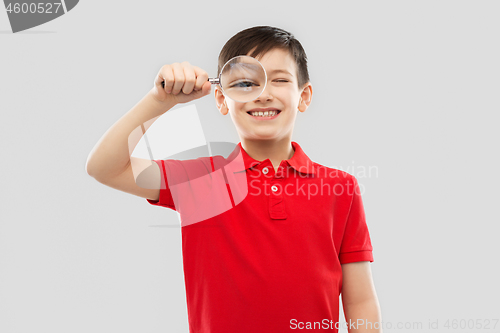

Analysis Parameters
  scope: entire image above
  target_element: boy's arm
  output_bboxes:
[85,90,174,200]
[341,261,382,333]
[85,62,211,200]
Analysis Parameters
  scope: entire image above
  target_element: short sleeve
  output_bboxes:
[338,176,373,264]
[146,160,176,211]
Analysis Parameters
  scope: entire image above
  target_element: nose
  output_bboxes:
[254,83,273,102]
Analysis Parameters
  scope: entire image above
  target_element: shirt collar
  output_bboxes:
[227,141,316,175]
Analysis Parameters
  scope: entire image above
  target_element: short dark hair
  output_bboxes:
[218,26,310,89]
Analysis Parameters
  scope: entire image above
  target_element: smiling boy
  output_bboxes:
[86,26,382,332]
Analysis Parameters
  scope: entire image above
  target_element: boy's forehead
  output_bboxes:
[249,47,292,62]
[249,48,297,76]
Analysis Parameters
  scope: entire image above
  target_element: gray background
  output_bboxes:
[1,1,499,332]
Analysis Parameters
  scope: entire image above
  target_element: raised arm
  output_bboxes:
[85,62,211,200]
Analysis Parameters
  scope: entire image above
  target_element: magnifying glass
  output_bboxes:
[161,55,267,103]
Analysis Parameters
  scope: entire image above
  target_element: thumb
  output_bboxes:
[200,81,212,97]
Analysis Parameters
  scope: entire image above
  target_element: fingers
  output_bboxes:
[158,62,209,95]
[171,63,185,95]
[155,62,210,104]
[201,80,212,96]
[193,66,209,92]
[156,65,174,94]
[180,64,195,95]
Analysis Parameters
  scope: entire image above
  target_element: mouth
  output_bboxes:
[246,109,282,120]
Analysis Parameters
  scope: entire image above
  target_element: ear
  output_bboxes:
[298,83,313,113]
[215,86,229,115]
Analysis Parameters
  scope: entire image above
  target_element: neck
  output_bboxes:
[240,138,295,169]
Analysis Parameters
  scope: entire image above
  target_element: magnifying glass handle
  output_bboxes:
[161,77,220,88]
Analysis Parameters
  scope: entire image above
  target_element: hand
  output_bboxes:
[151,61,211,105]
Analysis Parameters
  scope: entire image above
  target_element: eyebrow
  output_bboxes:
[268,69,294,76]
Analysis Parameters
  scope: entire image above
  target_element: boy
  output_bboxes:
[86,26,382,332]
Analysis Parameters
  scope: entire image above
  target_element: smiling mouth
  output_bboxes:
[246,110,282,117]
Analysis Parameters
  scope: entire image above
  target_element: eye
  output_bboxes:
[273,79,289,83]
[229,80,259,88]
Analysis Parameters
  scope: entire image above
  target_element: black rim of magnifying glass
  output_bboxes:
[160,56,267,102]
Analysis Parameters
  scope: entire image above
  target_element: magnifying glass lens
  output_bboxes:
[220,56,266,103]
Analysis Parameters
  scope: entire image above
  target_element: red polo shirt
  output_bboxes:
[147,141,373,332]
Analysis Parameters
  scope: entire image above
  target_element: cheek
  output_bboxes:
[281,95,300,109]
[226,101,244,115]
[276,86,300,101]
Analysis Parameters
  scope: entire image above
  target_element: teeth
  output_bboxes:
[249,111,279,117]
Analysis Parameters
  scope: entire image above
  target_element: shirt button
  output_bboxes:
[271,185,278,192]
[262,167,269,175]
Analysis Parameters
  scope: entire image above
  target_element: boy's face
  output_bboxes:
[215,48,312,142]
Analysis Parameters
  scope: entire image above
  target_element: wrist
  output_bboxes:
[146,89,177,115]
